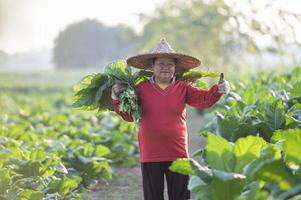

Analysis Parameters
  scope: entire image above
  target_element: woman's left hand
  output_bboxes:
[218,73,231,94]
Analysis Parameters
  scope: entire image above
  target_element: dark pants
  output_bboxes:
[141,161,191,200]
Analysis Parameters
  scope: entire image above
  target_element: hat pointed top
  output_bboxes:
[150,38,175,54]
[126,37,201,70]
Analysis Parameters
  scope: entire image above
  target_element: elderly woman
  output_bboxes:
[111,38,230,200]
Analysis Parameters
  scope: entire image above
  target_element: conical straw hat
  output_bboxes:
[126,38,201,70]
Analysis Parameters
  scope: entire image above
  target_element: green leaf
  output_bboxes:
[212,169,246,181]
[95,144,110,157]
[244,144,282,176]
[188,176,206,193]
[133,70,153,84]
[178,70,219,83]
[48,176,79,196]
[190,159,213,183]
[264,99,285,133]
[30,149,47,161]
[193,79,208,90]
[18,190,43,200]
[233,136,266,173]
[241,182,270,200]
[209,170,246,200]
[169,158,195,175]
[216,112,240,141]
[97,87,114,111]
[254,159,294,191]
[205,132,233,171]
[73,74,97,93]
[0,168,10,194]
[95,78,111,102]
[271,128,301,166]
[169,158,213,183]
[0,152,9,168]
[277,183,301,199]
[72,73,111,110]
[290,81,301,98]
[17,161,42,177]
[243,144,294,190]
[283,129,301,166]
[178,162,246,200]
[53,162,68,174]
[99,161,112,180]
[242,87,257,105]
[104,60,132,82]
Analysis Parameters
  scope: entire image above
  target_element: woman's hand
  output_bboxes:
[218,73,231,94]
[111,82,128,100]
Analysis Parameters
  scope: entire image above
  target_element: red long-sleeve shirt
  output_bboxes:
[112,80,223,163]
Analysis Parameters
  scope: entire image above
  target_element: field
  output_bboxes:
[1,67,301,200]
[0,69,211,199]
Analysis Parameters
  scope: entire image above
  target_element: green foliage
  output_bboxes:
[0,73,139,199]
[72,73,112,111]
[139,0,232,70]
[72,60,142,126]
[138,0,301,73]
[53,19,138,69]
[170,130,301,199]
[177,70,220,83]
[272,128,301,166]
[205,67,301,142]
[171,67,301,199]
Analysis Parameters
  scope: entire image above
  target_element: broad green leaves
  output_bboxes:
[72,73,113,111]
[47,176,81,196]
[0,77,138,199]
[73,60,142,125]
[0,169,10,194]
[104,60,133,84]
[272,128,301,166]
[205,132,233,171]
[177,70,220,83]
[170,158,246,200]
[204,132,267,174]
[169,158,196,175]
[233,136,266,173]
[171,129,301,200]
[264,99,285,132]
[210,68,301,142]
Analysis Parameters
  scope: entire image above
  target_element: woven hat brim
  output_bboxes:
[126,53,201,70]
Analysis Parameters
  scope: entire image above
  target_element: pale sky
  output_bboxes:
[0,0,300,54]
[0,0,165,54]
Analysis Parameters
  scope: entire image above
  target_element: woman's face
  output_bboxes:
[151,57,176,83]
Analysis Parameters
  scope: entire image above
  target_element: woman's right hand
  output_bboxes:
[111,82,128,100]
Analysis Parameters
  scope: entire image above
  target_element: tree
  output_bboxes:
[137,0,301,74]
[0,50,8,67]
[53,19,138,69]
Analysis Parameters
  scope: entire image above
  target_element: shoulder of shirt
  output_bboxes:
[136,80,151,88]
[176,80,188,86]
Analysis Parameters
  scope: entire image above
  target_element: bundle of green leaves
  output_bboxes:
[72,59,220,126]
[72,60,149,126]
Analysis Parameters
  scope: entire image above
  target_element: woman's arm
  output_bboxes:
[185,83,223,109]
[112,99,134,122]
[111,83,134,122]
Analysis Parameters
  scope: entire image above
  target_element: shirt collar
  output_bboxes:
[150,75,176,84]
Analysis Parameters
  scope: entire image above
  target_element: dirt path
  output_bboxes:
[83,109,207,200]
